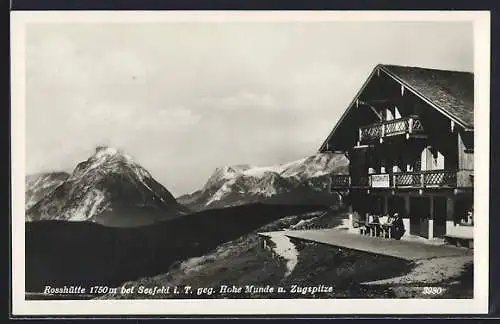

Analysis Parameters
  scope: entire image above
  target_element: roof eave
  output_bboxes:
[318,64,382,152]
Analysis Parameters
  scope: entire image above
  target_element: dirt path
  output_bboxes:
[265,233,299,277]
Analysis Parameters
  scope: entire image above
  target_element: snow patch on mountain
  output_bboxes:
[205,179,237,206]
[25,172,70,210]
[177,152,349,210]
[67,189,109,221]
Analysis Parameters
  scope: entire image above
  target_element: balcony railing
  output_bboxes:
[394,170,457,187]
[330,175,368,188]
[331,174,350,187]
[359,116,425,143]
[331,170,472,189]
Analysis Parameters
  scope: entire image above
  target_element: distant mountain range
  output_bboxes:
[25,147,348,225]
[177,152,349,211]
[26,146,189,226]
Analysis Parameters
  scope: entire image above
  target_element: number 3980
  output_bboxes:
[422,287,444,295]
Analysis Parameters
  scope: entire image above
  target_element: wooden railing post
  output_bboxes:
[420,173,425,187]
[358,128,362,142]
[408,117,413,134]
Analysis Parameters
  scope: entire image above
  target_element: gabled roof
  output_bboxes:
[319,64,474,152]
[380,64,474,128]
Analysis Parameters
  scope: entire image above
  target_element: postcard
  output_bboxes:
[10,10,490,316]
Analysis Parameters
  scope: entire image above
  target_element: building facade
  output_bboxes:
[319,64,474,241]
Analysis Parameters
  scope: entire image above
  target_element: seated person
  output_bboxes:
[460,209,473,226]
[391,213,405,240]
[378,215,389,226]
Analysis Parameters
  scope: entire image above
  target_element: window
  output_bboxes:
[394,106,402,119]
[386,109,394,121]
[432,150,445,170]
[420,146,445,171]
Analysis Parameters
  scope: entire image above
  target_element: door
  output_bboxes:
[350,147,369,186]
[410,197,431,238]
[433,196,447,238]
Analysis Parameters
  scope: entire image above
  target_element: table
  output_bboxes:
[366,222,380,237]
[380,224,393,238]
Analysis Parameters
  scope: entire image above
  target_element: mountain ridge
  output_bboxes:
[25,171,70,210]
[26,146,189,226]
[177,152,349,210]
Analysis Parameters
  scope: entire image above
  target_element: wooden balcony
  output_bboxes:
[330,170,473,190]
[394,170,458,188]
[359,116,426,143]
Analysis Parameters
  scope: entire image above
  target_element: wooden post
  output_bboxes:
[446,197,455,236]
[428,196,434,239]
[408,117,413,133]
[403,195,411,237]
[383,195,388,214]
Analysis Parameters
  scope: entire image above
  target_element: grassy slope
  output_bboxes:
[26,203,327,293]
[101,209,415,299]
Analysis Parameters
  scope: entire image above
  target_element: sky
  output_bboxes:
[25,20,473,196]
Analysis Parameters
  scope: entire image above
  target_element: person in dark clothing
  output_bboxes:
[391,213,405,240]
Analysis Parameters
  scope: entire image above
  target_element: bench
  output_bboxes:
[354,220,371,235]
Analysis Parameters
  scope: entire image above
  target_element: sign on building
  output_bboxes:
[371,174,391,188]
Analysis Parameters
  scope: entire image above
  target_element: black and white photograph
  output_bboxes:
[11,11,490,315]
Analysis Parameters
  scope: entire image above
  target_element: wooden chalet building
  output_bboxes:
[320,64,474,241]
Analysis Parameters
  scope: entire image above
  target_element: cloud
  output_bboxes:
[197,91,279,111]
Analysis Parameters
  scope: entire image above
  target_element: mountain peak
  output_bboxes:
[27,146,188,225]
[202,164,251,191]
[95,145,119,155]
[93,146,133,162]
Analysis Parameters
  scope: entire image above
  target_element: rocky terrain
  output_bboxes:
[25,172,70,211]
[177,152,349,211]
